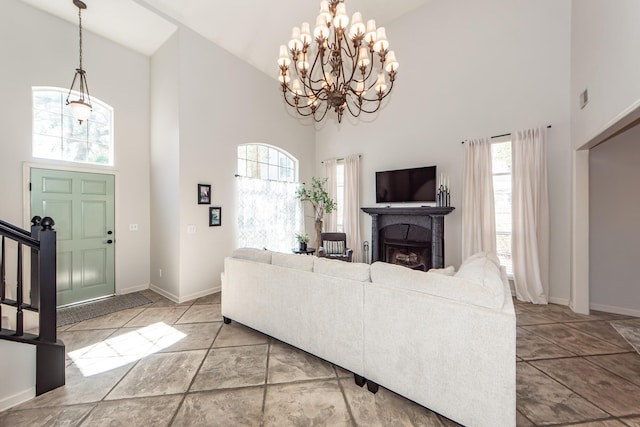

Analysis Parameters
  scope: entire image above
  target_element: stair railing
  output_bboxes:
[0,216,65,396]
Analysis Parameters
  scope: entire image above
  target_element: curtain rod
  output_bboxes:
[461,125,551,144]
[321,154,361,164]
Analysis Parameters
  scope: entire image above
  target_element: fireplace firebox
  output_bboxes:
[361,207,455,270]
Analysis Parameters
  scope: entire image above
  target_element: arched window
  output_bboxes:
[237,143,297,182]
[32,87,114,166]
[236,144,303,252]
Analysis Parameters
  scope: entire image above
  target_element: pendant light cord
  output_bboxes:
[78,6,83,71]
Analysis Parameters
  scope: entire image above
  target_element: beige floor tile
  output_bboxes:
[79,395,182,426]
[516,362,608,425]
[516,310,559,326]
[176,304,222,324]
[193,292,221,305]
[586,353,640,387]
[124,306,189,327]
[0,404,95,426]
[516,411,535,426]
[157,322,222,353]
[532,358,640,417]
[566,321,635,350]
[213,322,269,348]
[67,307,146,331]
[340,377,446,426]
[516,326,576,360]
[106,350,206,400]
[522,323,624,355]
[191,344,268,391]
[172,387,264,427]
[267,341,336,384]
[13,362,133,409]
[264,379,351,427]
[622,417,640,426]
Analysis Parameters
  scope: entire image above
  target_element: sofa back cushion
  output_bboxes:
[370,261,505,309]
[313,257,371,282]
[271,252,315,271]
[455,253,504,296]
[231,248,272,264]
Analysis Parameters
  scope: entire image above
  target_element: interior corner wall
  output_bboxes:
[314,0,572,303]
[589,124,640,316]
[172,27,315,302]
[0,0,151,296]
[150,32,181,299]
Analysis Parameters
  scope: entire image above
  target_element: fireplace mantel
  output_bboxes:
[362,206,455,269]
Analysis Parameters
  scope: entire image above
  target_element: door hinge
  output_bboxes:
[29,182,32,191]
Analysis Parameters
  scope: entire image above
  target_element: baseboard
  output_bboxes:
[117,283,150,295]
[549,296,570,306]
[0,387,35,412]
[177,286,221,304]
[148,283,221,304]
[148,284,180,303]
[590,303,640,318]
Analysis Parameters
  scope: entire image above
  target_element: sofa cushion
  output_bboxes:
[313,257,371,282]
[271,252,315,271]
[429,266,456,276]
[462,251,501,269]
[231,247,272,264]
[370,262,504,309]
[455,253,504,296]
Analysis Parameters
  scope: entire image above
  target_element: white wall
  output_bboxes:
[0,0,151,296]
[314,0,572,303]
[589,123,640,316]
[0,341,35,411]
[150,32,181,299]
[571,0,640,149]
[150,27,316,302]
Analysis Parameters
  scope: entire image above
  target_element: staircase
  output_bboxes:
[0,216,65,410]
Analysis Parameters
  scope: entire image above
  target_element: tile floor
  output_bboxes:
[2,290,640,426]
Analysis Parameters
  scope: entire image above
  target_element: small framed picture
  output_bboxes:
[198,184,211,204]
[209,207,221,227]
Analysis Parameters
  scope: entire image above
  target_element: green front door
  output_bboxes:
[31,168,115,306]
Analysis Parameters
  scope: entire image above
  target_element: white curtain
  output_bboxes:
[236,176,304,253]
[512,127,549,304]
[462,137,497,259]
[324,158,338,232]
[344,154,362,262]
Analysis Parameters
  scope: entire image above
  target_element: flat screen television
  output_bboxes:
[376,165,437,204]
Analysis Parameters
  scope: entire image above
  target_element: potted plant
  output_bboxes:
[295,233,310,251]
[295,177,336,249]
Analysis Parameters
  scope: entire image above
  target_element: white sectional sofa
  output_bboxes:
[221,249,516,427]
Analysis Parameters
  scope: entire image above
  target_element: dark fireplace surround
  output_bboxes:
[362,207,455,270]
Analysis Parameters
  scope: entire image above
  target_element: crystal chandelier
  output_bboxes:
[66,0,92,124]
[278,0,399,123]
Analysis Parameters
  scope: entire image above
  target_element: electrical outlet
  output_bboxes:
[580,88,589,109]
[159,269,162,278]
[187,225,196,234]
[129,224,139,231]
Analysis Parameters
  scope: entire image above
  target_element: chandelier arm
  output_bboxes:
[313,102,331,122]
[359,77,395,104]
[343,95,364,118]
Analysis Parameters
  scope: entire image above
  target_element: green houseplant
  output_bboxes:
[295,233,310,251]
[295,177,336,250]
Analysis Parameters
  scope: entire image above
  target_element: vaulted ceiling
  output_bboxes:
[19,0,430,78]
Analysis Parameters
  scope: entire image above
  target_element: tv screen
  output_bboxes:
[376,166,437,203]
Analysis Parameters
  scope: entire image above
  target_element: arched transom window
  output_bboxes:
[237,143,297,182]
[32,87,114,166]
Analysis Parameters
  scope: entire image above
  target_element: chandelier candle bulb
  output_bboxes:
[375,73,387,94]
[314,16,329,40]
[358,47,370,67]
[278,45,291,67]
[292,79,302,95]
[289,27,302,51]
[385,50,399,73]
[374,27,389,53]
[366,19,377,43]
[350,12,365,38]
[334,3,349,29]
[300,22,312,45]
[319,1,332,23]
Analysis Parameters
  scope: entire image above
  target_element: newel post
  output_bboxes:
[38,217,57,343]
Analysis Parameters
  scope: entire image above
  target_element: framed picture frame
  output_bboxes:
[209,207,222,227]
[198,184,211,205]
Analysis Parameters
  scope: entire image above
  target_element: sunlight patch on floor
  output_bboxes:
[68,322,186,377]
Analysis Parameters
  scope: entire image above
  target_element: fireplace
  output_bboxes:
[361,207,455,269]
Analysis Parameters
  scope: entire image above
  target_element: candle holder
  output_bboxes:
[436,184,450,207]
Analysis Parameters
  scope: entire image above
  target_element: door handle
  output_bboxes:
[104,239,113,244]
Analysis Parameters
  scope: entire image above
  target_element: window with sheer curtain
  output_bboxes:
[236,144,303,252]
[492,138,513,275]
